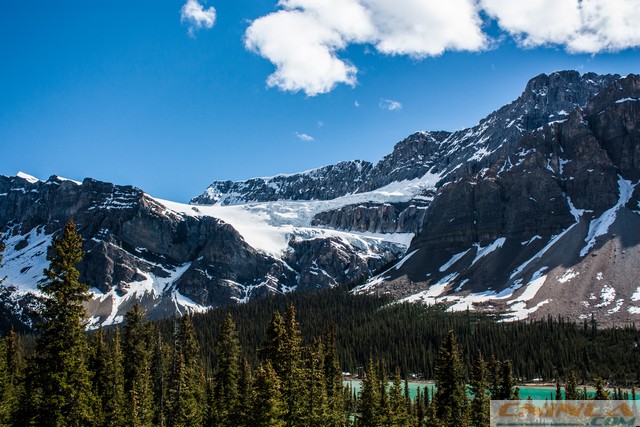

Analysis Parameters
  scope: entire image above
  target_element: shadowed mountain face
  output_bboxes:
[1,71,639,328]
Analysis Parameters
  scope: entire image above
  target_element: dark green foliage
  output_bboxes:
[305,338,329,425]
[167,312,206,427]
[212,313,241,426]
[594,377,609,400]
[470,353,490,427]
[358,359,381,427]
[29,220,95,426]
[433,330,470,427]
[251,362,286,427]
[123,304,154,426]
[104,328,125,427]
[387,367,410,426]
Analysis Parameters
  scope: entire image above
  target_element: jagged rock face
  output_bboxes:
[191,160,373,205]
[0,176,304,322]
[358,74,640,325]
[2,71,639,328]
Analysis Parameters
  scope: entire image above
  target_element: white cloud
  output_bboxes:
[244,0,486,96]
[379,99,402,111]
[181,0,216,36]
[354,100,360,107]
[316,121,324,128]
[295,132,315,142]
[245,0,640,96]
[481,0,640,53]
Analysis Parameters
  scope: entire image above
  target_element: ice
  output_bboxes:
[580,176,636,257]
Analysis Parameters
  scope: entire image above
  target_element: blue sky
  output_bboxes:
[0,0,638,202]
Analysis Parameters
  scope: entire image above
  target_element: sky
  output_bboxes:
[0,0,638,202]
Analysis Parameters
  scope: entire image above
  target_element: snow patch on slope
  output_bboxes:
[580,176,636,257]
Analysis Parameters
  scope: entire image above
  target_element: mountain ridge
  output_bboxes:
[1,70,638,329]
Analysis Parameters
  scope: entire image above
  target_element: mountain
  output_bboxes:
[1,70,638,328]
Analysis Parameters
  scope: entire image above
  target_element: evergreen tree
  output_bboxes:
[167,312,206,427]
[89,326,110,422]
[358,359,381,427]
[260,310,287,373]
[433,330,470,427]
[594,378,609,400]
[323,326,346,427]
[564,371,579,400]
[555,379,562,400]
[151,327,168,427]
[213,313,241,427]
[305,339,329,426]
[387,367,409,426]
[501,361,519,400]
[251,362,286,427]
[236,358,254,427]
[470,353,490,427]
[122,304,154,426]
[104,328,126,427]
[30,220,95,426]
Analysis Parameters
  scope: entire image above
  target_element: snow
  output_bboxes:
[557,269,578,284]
[400,273,457,304]
[615,97,639,104]
[394,250,419,270]
[153,172,421,258]
[607,299,624,315]
[580,176,636,257]
[95,262,194,326]
[596,272,604,281]
[471,238,506,267]
[439,249,471,272]
[631,287,640,302]
[54,175,82,185]
[521,235,542,246]
[0,227,52,294]
[16,172,39,184]
[512,268,547,303]
[628,307,640,314]
[595,285,615,308]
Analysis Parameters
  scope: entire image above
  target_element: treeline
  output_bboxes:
[163,288,640,385]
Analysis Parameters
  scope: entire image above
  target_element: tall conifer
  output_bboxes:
[433,330,470,427]
[213,313,241,426]
[31,220,95,426]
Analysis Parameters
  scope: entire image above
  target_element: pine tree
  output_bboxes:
[123,304,154,426]
[167,312,206,427]
[358,359,381,427]
[30,220,95,426]
[213,313,241,427]
[323,325,346,427]
[594,378,609,400]
[104,328,126,427]
[236,358,254,427]
[433,330,470,427]
[151,327,168,427]
[387,367,410,426]
[89,326,110,422]
[498,361,519,400]
[565,371,579,400]
[555,379,562,400]
[305,339,329,425]
[251,362,286,427]
[470,353,490,427]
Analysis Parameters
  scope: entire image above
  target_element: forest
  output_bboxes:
[0,220,638,426]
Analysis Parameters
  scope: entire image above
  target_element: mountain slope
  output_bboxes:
[1,70,638,328]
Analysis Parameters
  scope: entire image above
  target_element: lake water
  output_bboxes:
[343,380,633,400]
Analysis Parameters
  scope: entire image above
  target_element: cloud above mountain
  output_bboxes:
[244,0,640,96]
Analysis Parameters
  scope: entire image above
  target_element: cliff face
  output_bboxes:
[2,71,639,329]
